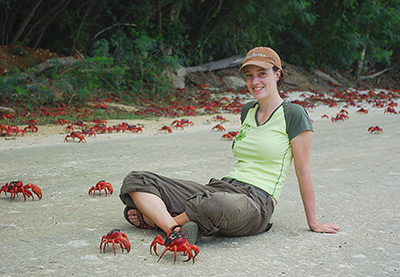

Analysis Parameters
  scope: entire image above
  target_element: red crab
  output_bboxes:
[172,119,194,127]
[331,113,349,122]
[212,124,225,131]
[384,107,397,114]
[28,119,38,125]
[100,229,131,255]
[199,83,209,89]
[90,118,107,124]
[88,180,113,196]
[211,115,228,122]
[24,124,38,132]
[150,226,200,264]
[72,121,88,129]
[55,119,70,125]
[91,124,107,133]
[0,124,7,133]
[180,119,194,126]
[82,129,96,137]
[64,132,86,143]
[95,103,109,109]
[4,125,25,136]
[65,125,74,132]
[368,126,383,134]
[0,181,42,201]
[158,126,172,133]
[357,108,368,114]
[221,131,239,141]
[221,133,234,140]
[126,125,143,133]
[172,123,184,130]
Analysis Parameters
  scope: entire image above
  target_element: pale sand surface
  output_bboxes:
[1,92,399,276]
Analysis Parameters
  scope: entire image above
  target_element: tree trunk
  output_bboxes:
[30,0,73,48]
[185,55,244,74]
[355,46,366,78]
[74,0,97,52]
[3,56,79,83]
[359,67,393,80]
[11,0,43,43]
[0,106,16,114]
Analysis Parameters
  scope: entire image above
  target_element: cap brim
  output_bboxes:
[239,61,274,72]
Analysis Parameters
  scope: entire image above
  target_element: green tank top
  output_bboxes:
[225,101,313,202]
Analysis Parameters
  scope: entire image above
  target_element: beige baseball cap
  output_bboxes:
[239,47,282,72]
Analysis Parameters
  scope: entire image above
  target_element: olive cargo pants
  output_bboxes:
[119,171,274,236]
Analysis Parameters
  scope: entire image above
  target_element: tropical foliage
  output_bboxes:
[1,0,399,105]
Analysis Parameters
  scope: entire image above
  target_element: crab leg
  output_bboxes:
[102,240,108,253]
[112,241,117,255]
[157,246,171,262]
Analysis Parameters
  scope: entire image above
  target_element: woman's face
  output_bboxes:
[244,65,280,100]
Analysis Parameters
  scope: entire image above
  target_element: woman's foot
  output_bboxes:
[181,221,200,245]
[124,206,156,229]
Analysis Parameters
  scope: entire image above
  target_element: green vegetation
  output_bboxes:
[1,0,399,108]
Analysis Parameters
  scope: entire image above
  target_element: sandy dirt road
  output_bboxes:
[1,103,399,276]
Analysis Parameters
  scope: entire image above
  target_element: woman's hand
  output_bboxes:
[310,222,340,234]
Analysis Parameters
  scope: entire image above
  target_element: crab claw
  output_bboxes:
[88,186,95,195]
[182,244,200,264]
[121,237,131,253]
[190,244,200,261]
[104,182,113,194]
[25,183,42,200]
[0,184,8,195]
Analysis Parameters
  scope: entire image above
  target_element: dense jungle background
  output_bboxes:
[1,0,399,115]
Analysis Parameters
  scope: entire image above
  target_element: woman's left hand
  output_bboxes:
[310,222,340,234]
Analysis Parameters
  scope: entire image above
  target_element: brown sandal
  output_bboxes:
[123,206,156,229]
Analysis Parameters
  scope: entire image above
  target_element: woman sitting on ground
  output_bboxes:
[119,46,340,245]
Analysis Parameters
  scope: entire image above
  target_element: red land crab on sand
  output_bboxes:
[0,181,42,201]
[3,125,26,136]
[212,124,225,131]
[126,125,143,133]
[88,180,113,196]
[82,129,96,137]
[172,119,194,127]
[172,122,184,130]
[150,225,200,264]
[64,132,86,143]
[368,126,383,134]
[357,108,369,114]
[100,229,131,255]
[384,107,398,114]
[211,115,228,122]
[221,131,239,141]
[180,119,194,126]
[24,124,38,132]
[158,126,172,133]
[331,112,349,122]
[72,121,88,129]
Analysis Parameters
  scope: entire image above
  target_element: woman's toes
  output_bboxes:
[127,209,140,224]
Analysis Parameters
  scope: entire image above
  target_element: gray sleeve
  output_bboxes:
[283,102,313,141]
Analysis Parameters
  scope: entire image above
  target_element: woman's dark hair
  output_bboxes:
[273,66,285,89]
